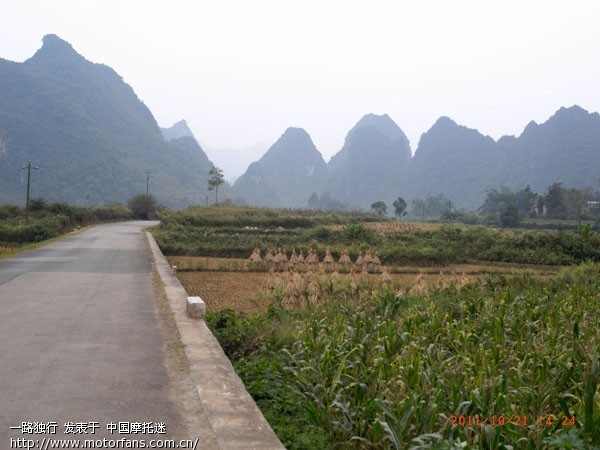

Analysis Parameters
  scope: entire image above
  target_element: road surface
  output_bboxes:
[0,221,213,448]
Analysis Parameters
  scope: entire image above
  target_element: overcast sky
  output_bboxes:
[2,1,600,178]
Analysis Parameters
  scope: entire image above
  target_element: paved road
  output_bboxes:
[0,222,204,447]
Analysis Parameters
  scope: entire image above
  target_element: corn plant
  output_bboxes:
[271,267,600,449]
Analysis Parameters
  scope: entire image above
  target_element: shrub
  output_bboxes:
[127,194,158,220]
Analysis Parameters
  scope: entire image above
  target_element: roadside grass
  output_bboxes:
[0,226,91,259]
[0,203,132,257]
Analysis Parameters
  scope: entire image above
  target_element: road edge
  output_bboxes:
[145,231,285,450]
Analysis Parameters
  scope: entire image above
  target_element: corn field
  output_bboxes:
[228,263,600,449]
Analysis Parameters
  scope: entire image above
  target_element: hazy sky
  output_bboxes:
[2,1,600,177]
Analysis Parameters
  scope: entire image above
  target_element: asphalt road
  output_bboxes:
[0,222,199,446]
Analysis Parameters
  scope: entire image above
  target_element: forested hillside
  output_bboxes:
[0,35,214,207]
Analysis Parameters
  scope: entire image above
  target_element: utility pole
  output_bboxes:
[145,170,151,196]
[22,161,38,222]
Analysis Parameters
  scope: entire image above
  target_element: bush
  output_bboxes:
[0,202,134,247]
[28,197,47,211]
[0,204,22,220]
[0,215,70,243]
[127,194,158,220]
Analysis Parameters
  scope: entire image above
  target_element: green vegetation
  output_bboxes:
[152,206,380,259]
[127,193,159,220]
[0,201,131,253]
[476,184,600,229]
[393,197,407,221]
[0,34,215,208]
[153,206,600,449]
[208,166,225,205]
[206,265,600,449]
[152,206,600,266]
[371,201,388,217]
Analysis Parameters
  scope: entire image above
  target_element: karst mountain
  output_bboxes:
[0,35,214,207]
[2,35,599,211]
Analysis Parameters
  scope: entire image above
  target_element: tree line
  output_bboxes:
[368,182,600,227]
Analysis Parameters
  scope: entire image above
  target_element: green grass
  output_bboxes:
[0,202,132,256]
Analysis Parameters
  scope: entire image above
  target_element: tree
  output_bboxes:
[536,196,545,216]
[393,197,407,221]
[412,198,427,221]
[544,182,566,217]
[208,166,225,205]
[412,195,452,220]
[479,187,515,215]
[307,192,320,209]
[499,204,520,228]
[371,201,387,216]
[127,194,158,219]
[515,185,538,217]
[564,187,591,225]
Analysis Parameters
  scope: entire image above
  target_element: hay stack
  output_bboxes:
[307,278,321,302]
[297,250,306,263]
[329,271,340,283]
[307,248,319,265]
[292,270,306,294]
[379,270,392,285]
[408,272,427,296]
[274,247,287,264]
[249,248,262,262]
[289,249,298,264]
[455,272,471,289]
[323,249,335,264]
[263,268,279,292]
[436,271,449,290]
[264,249,275,263]
[358,265,370,284]
[355,252,365,267]
[371,253,381,266]
[338,250,352,265]
[283,270,300,303]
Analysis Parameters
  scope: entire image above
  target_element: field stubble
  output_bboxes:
[169,256,558,313]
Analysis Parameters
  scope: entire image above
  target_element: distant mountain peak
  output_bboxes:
[329,113,411,170]
[348,113,410,144]
[161,120,195,141]
[42,34,74,50]
[521,105,597,139]
[548,105,594,123]
[432,116,458,128]
[425,116,495,143]
[280,127,312,141]
[355,113,393,125]
[29,34,82,62]
[232,127,327,207]
[23,34,93,77]
[555,104,587,116]
[266,127,321,159]
[522,120,539,135]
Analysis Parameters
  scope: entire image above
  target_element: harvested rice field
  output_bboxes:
[177,271,269,313]
[170,256,559,313]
